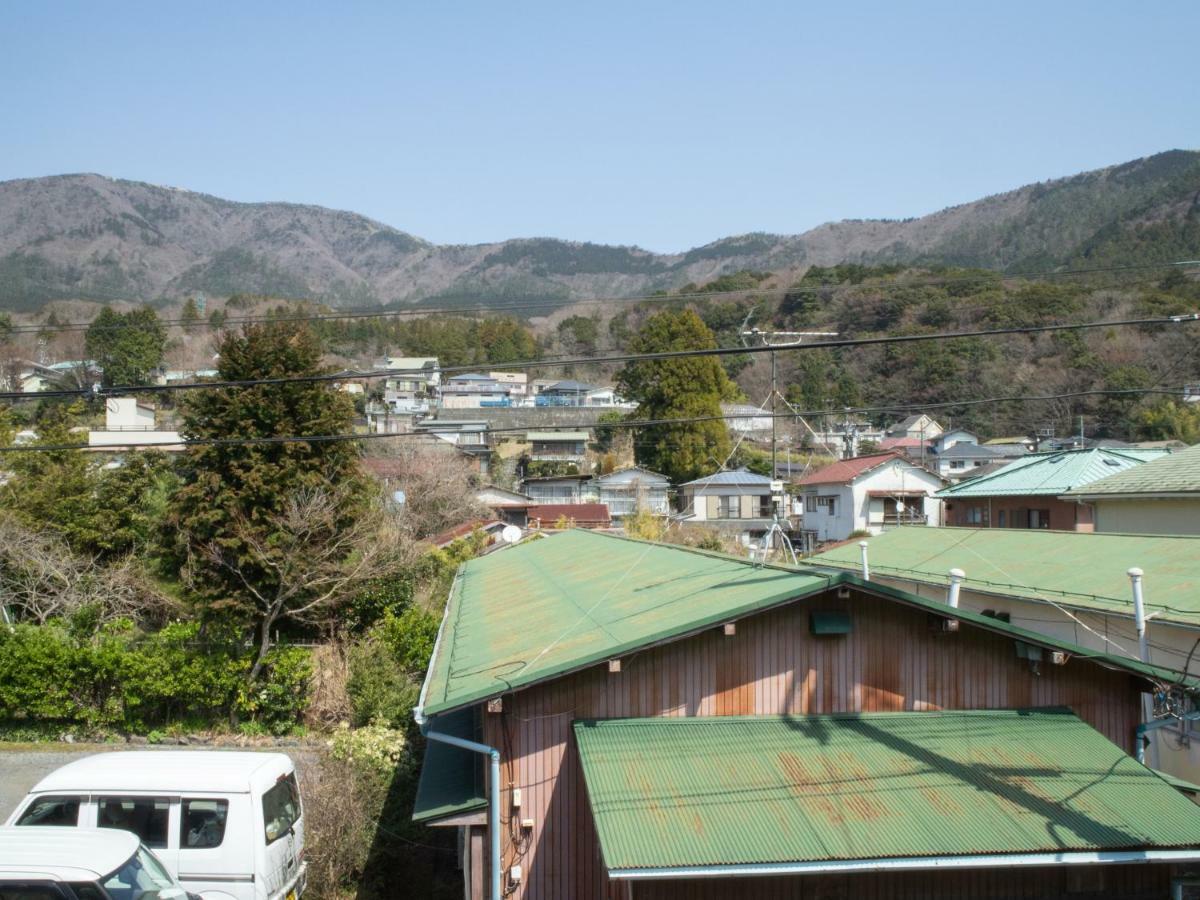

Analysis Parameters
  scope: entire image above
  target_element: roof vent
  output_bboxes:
[1103,458,1122,466]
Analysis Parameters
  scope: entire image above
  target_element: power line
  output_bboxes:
[0,387,1185,455]
[2,311,1195,404]
[7,259,1198,335]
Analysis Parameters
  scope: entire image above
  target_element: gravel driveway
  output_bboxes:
[0,743,320,822]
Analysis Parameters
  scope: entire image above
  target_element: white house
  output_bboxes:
[934,442,1008,481]
[87,398,182,449]
[931,428,977,454]
[886,413,943,440]
[796,451,945,547]
[440,373,511,409]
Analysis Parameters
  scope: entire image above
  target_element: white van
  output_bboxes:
[5,752,306,900]
[0,825,194,899]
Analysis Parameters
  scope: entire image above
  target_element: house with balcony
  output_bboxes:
[440,373,512,409]
[384,356,440,411]
[935,442,1009,481]
[521,473,595,505]
[595,467,670,518]
[796,451,945,547]
[936,447,1169,530]
[526,431,588,464]
[535,380,618,407]
[677,469,779,542]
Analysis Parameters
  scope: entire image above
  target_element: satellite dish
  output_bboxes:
[501,525,523,544]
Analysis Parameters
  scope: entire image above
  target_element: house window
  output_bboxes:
[720,496,741,519]
[758,495,773,517]
[815,496,837,515]
[950,460,965,470]
[1028,509,1050,529]
[805,495,817,513]
[965,507,988,525]
[998,510,1007,528]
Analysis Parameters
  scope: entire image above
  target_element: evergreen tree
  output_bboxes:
[165,323,368,662]
[617,309,732,483]
[84,306,167,386]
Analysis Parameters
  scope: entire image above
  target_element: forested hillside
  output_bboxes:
[1,150,1197,312]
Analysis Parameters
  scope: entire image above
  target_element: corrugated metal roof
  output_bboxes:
[420,531,834,715]
[808,526,1200,625]
[412,707,486,823]
[936,448,1169,498]
[797,452,910,486]
[679,468,775,487]
[1064,443,1200,497]
[420,532,1194,718]
[574,709,1200,872]
[936,443,1004,460]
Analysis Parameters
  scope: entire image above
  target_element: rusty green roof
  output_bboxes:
[420,530,836,715]
[935,447,1169,498]
[808,527,1200,626]
[1064,443,1200,498]
[574,709,1200,873]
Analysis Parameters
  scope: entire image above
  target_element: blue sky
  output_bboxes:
[2,1,1196,252]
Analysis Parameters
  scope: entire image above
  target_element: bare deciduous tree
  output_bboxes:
[197,488,408,683]
[0,514,176,625]
[362,441,489,542]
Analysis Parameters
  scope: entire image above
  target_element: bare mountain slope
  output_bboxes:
[1,150,1197,311]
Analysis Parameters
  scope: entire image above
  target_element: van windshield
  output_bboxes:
[262,773,301,845]
[100,845,176,900]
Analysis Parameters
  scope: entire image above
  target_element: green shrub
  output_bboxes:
[0,621,312,734]
[346,636,419,728]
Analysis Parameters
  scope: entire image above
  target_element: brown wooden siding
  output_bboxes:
[476,587,1146,900]
[630,863,1172,900]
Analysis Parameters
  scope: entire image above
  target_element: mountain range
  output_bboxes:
[0,150,1197,312]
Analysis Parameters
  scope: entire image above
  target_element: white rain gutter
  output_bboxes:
[608,849,1200,880]
[1127,566,1160,769]
[858,541,869,581]
[413,566,503,900]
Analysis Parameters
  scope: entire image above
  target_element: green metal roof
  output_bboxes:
[1064,443,1200,498]
[574,709,1200,872]
[412,706,486,823]
[420,531,836,715]
[935,448,1169,498]
[809,526,1200,626]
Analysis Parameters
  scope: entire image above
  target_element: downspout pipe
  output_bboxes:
[413,567,503,900]
[859,541,870,581]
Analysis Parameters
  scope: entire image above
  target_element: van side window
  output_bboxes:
[68,886,107,900]
[181,798,229,849]
[97,797,170,849]
[0,887,71,900]
[16,796,81,826]
[262,773,301,845]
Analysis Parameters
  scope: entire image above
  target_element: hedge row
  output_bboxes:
[0,621,310,734]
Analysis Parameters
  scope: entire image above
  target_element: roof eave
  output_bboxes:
[607,849,1200,880]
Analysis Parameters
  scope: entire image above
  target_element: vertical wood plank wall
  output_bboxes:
[477,588,1144,900]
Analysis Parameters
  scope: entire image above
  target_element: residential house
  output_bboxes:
[411,420,492,475]
[384,356,439,413]
[412,530,1200,900]
[810,526,1200,779]
[936,447,1169,530]
[886,412,943,440]
[1062,443,1200,535]
[931,427,977,454]
[594,467,670,518]
[984,435,1036,453]
[796,451,945,546]
[525,503,610,529]
[476,485,535,526]
[721,403,773,436]
[441,373,512,409]
[430,519,508,549]
[488,371,527,400]
[521,473,594,505]
[934,442,1008,481]
[677,469,778,542]
[87,398,182,450]
[526,431,588,465]
[534,380,617,407]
